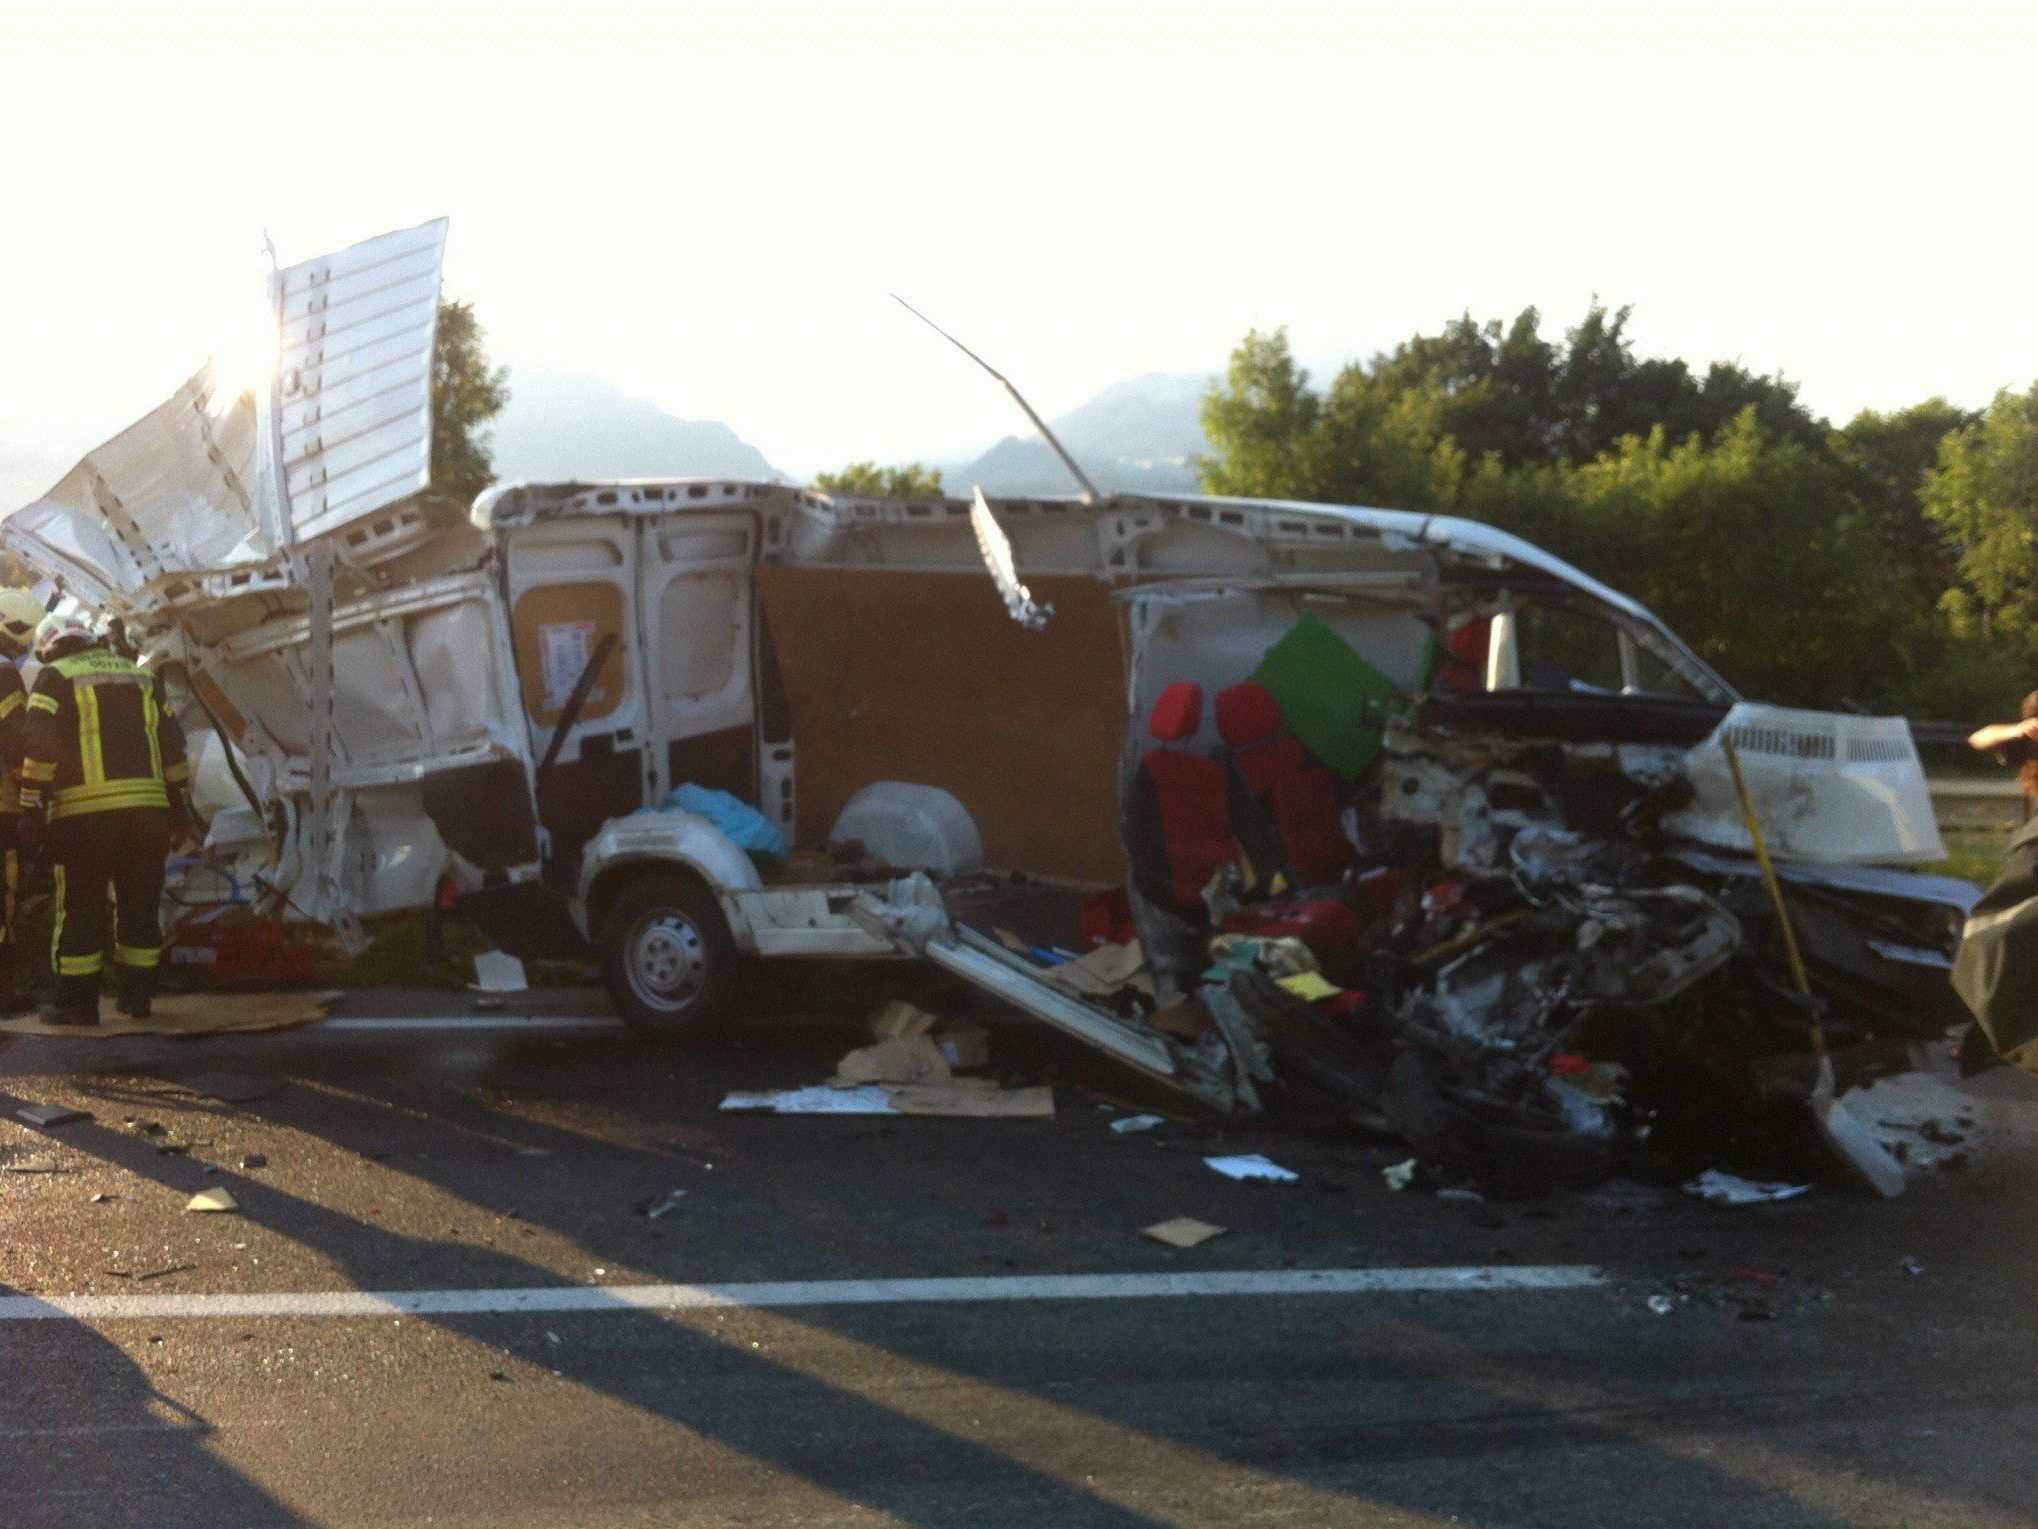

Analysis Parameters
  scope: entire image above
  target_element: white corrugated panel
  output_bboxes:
[274,217,447,544]
[3,368,267,604]
[1667,702,1946,866]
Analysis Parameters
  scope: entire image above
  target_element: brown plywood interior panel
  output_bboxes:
[756,567,1129,883]
[510,582,628,727]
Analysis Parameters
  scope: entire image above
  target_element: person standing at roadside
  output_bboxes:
[1968,691,2038,814]
[16,613,189,1026]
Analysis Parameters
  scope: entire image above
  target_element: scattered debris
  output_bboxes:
[105,1264,196,1283]
[470,950,530,994]
[644,1189,688,1221]
[1683,1170,1813,1208]
[1381,1158,1418,1192]
[1901,1256,1925,1275]
[722,1080,1054,1118]
[1142,1216,1227,1249]
[1647,1294,1679,1315]
[15,1104,89,1129]
[1204,1153,1300,1184]
[834,1002,997,1085]
[185,1187,240,1213]
[1111,1114,1167,1134]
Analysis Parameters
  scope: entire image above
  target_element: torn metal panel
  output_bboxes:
[847,878,1239,1113]
[270,217,448,548]
[1667,703,1945,866]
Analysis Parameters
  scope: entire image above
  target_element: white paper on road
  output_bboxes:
[721,1085,900,1115]
[1204,1153,1301,1183]
[469,950,530,993]
[1682,1168,1813,1206]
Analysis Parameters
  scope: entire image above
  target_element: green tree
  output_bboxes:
[1925,382,2038,662]
[1198,329,1323,500]
[1833,398,1977,600]
[430,298,510,507]
[814,461,946,497]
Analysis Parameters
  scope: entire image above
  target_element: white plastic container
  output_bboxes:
[829,782,985,874]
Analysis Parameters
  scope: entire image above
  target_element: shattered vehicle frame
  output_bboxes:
[3,219,1980,1183]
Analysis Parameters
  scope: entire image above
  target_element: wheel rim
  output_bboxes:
[625,907,708,1013]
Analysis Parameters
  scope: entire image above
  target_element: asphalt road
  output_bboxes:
[2,982,2036,1527]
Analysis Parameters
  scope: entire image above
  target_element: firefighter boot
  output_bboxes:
[114,963,154,1022]
[39,974,98,1027]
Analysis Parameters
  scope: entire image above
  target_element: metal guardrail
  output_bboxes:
[1927,774,2024,829]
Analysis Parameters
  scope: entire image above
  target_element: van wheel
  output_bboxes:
[600,875,739,1037]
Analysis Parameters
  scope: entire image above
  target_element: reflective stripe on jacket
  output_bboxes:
[19,647,188,820]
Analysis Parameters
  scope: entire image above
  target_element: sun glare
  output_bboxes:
[206,296,282,403]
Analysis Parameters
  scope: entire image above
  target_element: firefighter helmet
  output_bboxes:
[32,611,96,662]
[0,588,44,658]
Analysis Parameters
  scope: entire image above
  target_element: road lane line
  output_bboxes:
[0,1265,1603,1322]
[317,1015,624,1032]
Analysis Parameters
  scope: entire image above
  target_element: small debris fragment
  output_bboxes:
[89,1192,114,1203]
[1203,1153,1300,1184]
[1901,1256,1925,1276]
[105,1263,196,1283]
[1683,1169,1813,1207]
[185,1187,239,1214]
[16,1104,88,1129]
[238,1153,268,1171]
[1436,1186,1485,1203]
[1381,1158,1418,1192]
[1647,1294,1678,1315]
[644,1189,688,1221]
[1142,1216,1227,1249]
[1111,1114,1167,1134]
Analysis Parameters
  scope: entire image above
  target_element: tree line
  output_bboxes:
[1199,307,2038,722]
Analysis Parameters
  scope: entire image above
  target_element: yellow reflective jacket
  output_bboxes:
[20,647,189,820]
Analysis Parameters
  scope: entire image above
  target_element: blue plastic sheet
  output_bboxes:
[659,783,788,859]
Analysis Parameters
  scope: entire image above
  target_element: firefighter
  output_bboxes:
[17,613,189,1026]
[0,587,43,1008]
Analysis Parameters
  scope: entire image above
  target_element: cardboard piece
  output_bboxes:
[1044,940,1148,1000]
[0,990,339,1039]
[886,1079,1055,1118]
[835,1034,951,1086]
[1143,1216,1227,1249]
[937,1020,992,1070]
[869,1000,939,1040]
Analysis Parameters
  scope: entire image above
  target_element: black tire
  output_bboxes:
[1381,1049,1616,1190]
[599,874,741,1037]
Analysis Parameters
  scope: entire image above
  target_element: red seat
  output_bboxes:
[1126,681,1237,914]
[1214,681,1355,891]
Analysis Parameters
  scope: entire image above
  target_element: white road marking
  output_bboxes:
[0,1266,1603,1323]
[317,1015,623,1033]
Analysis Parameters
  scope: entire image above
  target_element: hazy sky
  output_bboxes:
[3,0,2035,489]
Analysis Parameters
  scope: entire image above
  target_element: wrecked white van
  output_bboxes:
[3,219,1977,1179]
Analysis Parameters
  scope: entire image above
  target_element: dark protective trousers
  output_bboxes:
[49,806,171,1015]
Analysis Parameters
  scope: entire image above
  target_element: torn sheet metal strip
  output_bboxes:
[969,487,1053,629]
[932,927,1237,1113]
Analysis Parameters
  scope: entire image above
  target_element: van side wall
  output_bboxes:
[756,565,1130,884]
